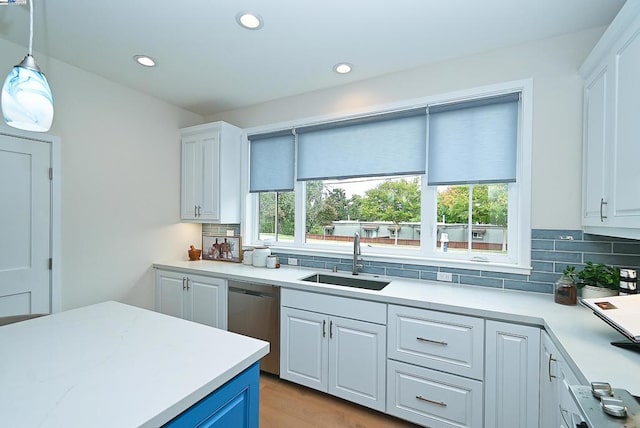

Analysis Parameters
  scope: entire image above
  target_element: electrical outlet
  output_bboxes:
[437,272,453,282]
[288,258,298,266]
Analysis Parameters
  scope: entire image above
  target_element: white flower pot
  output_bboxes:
[581,285,618,300]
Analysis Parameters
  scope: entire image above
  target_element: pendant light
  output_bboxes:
[1,0,54,132]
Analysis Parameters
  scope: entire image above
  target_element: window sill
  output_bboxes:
[265,244,532,276]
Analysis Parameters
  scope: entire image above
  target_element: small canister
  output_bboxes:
[266,255,278,269]
[619,268,637,295]
[243,250,253,265]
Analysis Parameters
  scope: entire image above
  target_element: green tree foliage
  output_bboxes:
[360,178,421,223]
[437,184,508,226]
[259,192,295,237]
[325,188,348,220]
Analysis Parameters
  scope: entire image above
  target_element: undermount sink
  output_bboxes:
[301,273,390,291]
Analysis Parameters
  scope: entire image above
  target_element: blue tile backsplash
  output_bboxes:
[269,229,640,295]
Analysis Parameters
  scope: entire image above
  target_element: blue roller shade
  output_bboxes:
[249,131,295,192]
[296,109,427,181]
[427,93,520,186]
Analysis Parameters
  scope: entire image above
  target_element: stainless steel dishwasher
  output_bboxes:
[228,281,280,375]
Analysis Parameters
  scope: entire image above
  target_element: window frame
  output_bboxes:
[242,79,533,275]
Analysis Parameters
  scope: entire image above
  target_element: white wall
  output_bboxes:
[208,28,604,231]
[1,38,203,311]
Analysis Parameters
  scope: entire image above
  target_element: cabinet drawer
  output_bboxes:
[387,360,483,428]
[388,305,484,380]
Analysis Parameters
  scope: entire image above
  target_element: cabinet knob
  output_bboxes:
[194,205,198,217]
[329,320,333,339]
[182,277,187,290]
[322,320,326,338]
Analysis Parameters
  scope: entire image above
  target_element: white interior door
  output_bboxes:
[0,134,51,316]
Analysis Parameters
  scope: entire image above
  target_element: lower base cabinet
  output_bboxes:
[387,360,483,428]
[485,320,540,428]
[155,268,227,330]
[164,363,259,428]
[280,290,387,412]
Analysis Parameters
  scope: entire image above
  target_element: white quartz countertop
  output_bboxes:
[0,301,269,428]
[155,260,640,396]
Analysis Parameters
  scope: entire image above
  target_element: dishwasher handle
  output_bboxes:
[229,286,277,299]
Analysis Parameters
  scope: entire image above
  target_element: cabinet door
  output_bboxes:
[485,321,540,428]
[328,316,386,412]
[188,275,227,330]
[155,269,188,320]
[198,132,221,221]
[181,137,201,220]
[280,307,328,392]
[582,66,609,227]
[610,28,640,228]
[540,331,561,428]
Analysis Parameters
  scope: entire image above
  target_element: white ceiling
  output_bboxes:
[0,0,626,117]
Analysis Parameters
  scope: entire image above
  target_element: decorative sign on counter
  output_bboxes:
[203,235,242,263]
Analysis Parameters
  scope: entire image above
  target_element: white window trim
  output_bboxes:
[242,79,533,275]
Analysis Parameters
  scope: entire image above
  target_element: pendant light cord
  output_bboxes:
[28,0,33,56]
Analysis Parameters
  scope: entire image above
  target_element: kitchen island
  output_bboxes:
[0,301,269,428]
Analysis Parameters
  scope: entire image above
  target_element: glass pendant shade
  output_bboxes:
[2,54,54,132]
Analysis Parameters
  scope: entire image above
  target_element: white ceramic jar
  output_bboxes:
[252,247,271,267]
[243,250,253,265]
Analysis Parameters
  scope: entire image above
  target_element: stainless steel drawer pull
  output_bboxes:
[548,354,557,382]
[600,198,608,222]
[416,395,447,407]
[417,337,448,346]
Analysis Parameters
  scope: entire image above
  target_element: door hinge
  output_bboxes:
[49,167,53,180]
[49,258,52,270]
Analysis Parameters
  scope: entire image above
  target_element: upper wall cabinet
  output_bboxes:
[580,2,640,239]
[180,122,242,223]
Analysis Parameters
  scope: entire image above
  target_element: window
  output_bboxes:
[304,176,421,249]
[246,81,532,273]
[436,183,507,254]
[258,191,295,243]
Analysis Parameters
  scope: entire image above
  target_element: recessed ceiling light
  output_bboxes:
[333,63,353,74]
[134,55,156,67]
[236,12,263,30]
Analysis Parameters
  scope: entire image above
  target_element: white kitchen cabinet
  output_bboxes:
[540,330,586,428]
[155,268,227,330]
[540,331,561,427]
[387,305,484,381]
[280,289,386,412]
[485,320,540,428]
[580,2,640,239]
[387,360,483,428]
[386,305,484,427]
[180,121,242,223]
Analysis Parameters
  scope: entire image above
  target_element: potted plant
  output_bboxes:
[575,262,619,299]
[555,266,578,305]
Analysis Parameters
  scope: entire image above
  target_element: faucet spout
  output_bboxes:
[352,232,362,275]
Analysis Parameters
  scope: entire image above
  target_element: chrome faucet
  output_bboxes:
[352,232,363,275]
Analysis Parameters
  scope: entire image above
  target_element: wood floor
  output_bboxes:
[259,374,419,428]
